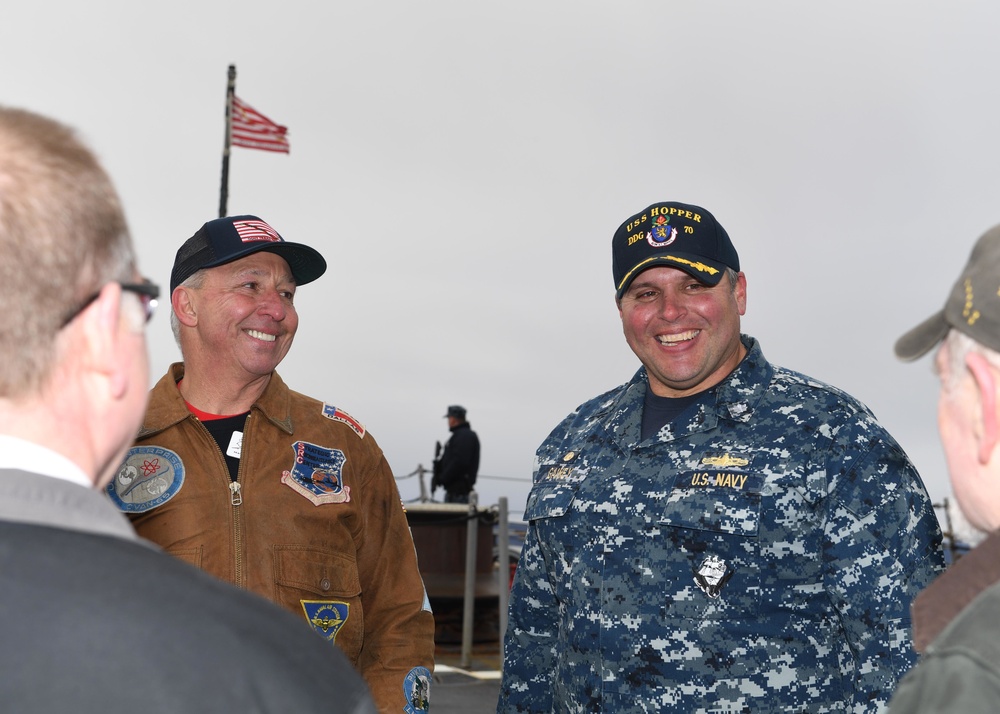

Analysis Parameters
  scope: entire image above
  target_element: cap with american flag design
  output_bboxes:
[170,215,327,293]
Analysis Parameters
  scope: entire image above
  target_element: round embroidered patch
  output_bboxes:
[106,446,184,513]
[403,666,431,713]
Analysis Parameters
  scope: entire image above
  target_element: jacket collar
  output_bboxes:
[911,529,1000,652]
[0,469,141,542]
[140,363,294,439]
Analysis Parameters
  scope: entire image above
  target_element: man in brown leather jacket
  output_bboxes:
[106,215,434,714]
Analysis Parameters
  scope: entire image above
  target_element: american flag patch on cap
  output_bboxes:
[233,219,282,243]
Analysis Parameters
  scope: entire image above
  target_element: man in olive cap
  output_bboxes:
[890,224,1000,712]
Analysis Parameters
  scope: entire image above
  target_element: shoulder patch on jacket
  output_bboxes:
[322,404,366,438]
[106,446,184,513]
[403,666,431,713]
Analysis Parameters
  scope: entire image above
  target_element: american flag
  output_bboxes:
[230,95,289,154]
[233,219,282,243]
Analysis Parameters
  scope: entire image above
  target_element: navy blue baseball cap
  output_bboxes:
[612,201,740,299]
[170,215,327,292]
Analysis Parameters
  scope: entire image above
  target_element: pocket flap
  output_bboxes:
[659,481,761,536]
[524,480,578,520]
[274,546,361,597]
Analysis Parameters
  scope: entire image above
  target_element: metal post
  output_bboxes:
[417,464,428,503]
[497,497,509,668]
[460,492,478,668]
[218,65,235,218]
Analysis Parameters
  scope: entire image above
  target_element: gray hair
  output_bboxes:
[169,269,207,348]
[0,106,135,397]
[724,267,740,293]
[941,328,1000,390]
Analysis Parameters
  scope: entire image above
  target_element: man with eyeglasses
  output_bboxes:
[0,106,375,713]
[106,214,435,713]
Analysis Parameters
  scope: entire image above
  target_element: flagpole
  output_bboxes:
[218,64,236,218]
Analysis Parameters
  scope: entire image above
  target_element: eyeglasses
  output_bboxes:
[60,279,161,328]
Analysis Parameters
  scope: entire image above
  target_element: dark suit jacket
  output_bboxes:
[0,469,376,713]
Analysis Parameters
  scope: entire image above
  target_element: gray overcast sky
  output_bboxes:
[4,1,997,519]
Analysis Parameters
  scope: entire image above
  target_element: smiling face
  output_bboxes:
[182,251,299,386]
[618,266,747,397]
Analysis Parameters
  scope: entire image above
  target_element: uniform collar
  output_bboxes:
[605,335,771,448]
[712,336,773,423]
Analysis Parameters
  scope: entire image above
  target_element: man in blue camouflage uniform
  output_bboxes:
[497,201,945,713]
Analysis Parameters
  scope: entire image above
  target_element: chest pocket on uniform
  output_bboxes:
[524,479,578,521]
[658,471,763,537]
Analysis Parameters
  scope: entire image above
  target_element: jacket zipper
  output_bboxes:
[232,413,250,589]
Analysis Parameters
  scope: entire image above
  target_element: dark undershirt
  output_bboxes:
[178,379,249,482]
[641,389,703,441]
[194,411,249,482]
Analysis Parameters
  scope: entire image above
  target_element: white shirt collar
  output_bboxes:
[0,435,93,488]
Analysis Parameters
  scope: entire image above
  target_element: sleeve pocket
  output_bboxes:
[524,480,578,521]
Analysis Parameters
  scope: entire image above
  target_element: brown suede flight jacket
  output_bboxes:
[129,364,434,713]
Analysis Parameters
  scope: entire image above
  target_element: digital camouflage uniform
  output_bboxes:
[498,337,944,713]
